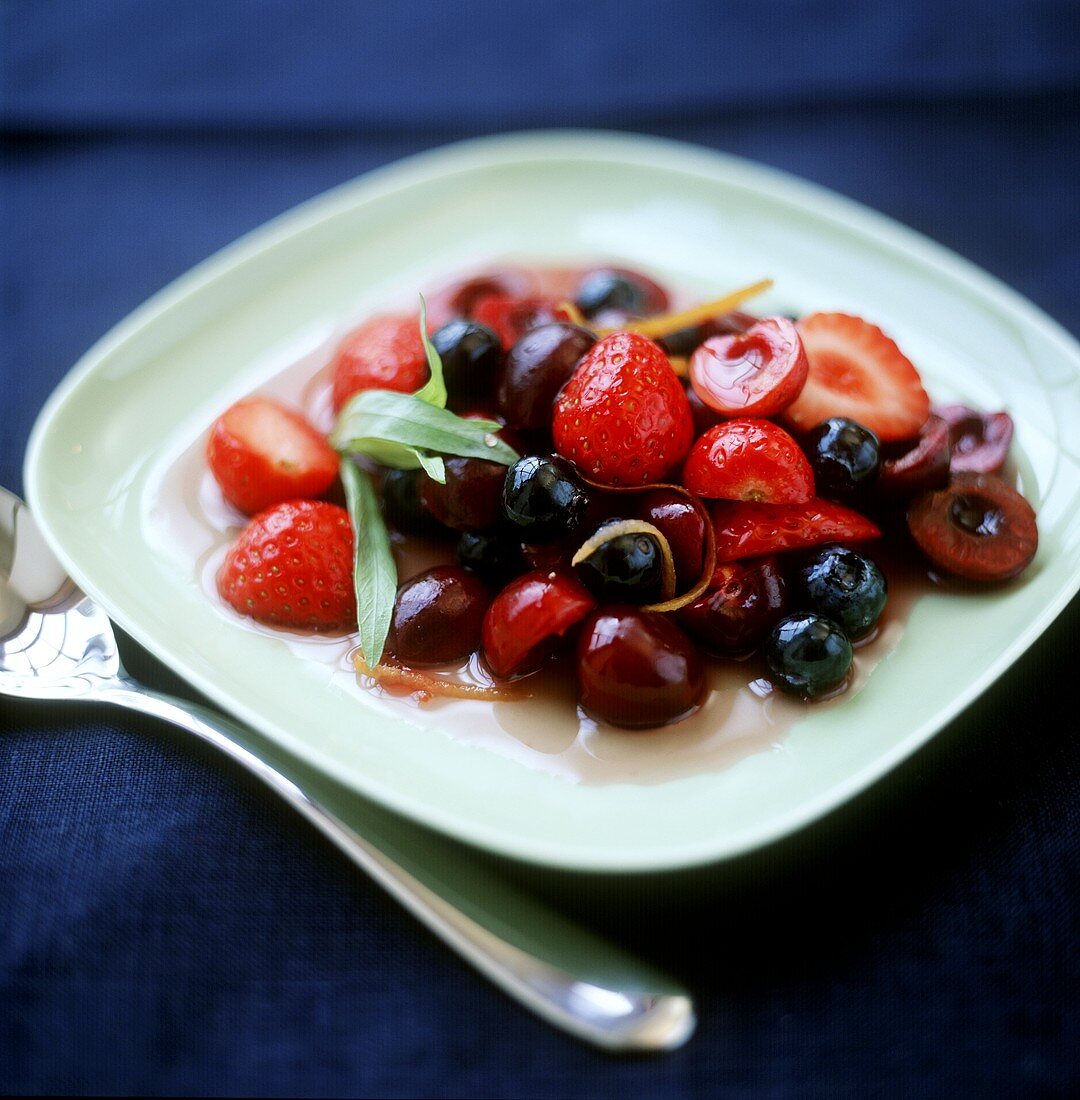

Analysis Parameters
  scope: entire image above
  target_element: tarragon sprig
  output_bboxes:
[336,298,520,666]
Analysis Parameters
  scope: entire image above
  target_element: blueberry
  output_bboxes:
[765,613,853,698]
[502,456,589,542]
[382,468,442,536]
[430,320,502,408]
[573,524,664,604]
[575,269,648,318]
[806,417,881,501]
[792,546,887,639]
[457,530,524,586]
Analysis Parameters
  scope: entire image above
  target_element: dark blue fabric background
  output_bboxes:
[2,2,1078,1095]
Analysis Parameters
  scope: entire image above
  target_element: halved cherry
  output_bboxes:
[934,405,1014,475]
[712,498,881,562]
[877,414,951,499]
[689,316,809,419]
[482,570,597,679]
[683,419,815,504]
[907,473,1037,582]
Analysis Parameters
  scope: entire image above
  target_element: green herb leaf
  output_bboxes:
[332,390,520,467]
[411,294,448,409]
[340,457,396,667]
[414,451,446,482]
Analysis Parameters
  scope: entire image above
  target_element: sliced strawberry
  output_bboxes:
[682,419,815,504]
[712,498,881,562]
[470,294,570,349]
[785,313,930,442]
[482,571,596,679]
[330,313,429,412]
[553,332,694,486]
[689,316,809,418]
[207,397,339,515]
[217,501,356,630]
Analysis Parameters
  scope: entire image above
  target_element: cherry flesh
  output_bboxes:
[907,473,1037,582]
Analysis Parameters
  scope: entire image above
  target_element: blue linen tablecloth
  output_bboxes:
[1,2,1078,1095]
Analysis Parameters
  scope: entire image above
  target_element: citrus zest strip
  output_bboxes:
[603,278,773,339]
[557,299,590,328]
[571,519,677,602]
[578,478,718,613]
[354,654,531,701]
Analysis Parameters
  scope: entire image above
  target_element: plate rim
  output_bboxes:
[23,129,1080,871]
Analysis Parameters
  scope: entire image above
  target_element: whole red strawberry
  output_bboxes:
[217,501,356,630]
[553,332,693,486]
[330,313,428,412]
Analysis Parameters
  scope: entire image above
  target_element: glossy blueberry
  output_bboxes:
[806,417,881,502]
[381,468,442,536]
[456,530,524,586]
[502,455,589,542]
[431,320,502,407]
[765,613,853,699]
[575,269,649,317]
[792,546,887,639]
[573,525,664,604]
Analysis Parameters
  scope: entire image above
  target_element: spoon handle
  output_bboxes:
[96,680,694,1052]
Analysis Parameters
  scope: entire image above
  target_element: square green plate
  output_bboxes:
[25,132,1080,872]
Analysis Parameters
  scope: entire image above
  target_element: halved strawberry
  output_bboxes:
[330,313,429,412]
[207,397,339,515]
[712,498,881,562]
[682,419,815,504]
[217,500,356,630]
[785,313,930,442]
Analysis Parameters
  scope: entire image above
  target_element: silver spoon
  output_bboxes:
[0,485,694,1051]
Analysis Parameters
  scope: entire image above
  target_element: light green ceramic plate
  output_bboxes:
[25,132,1080,872]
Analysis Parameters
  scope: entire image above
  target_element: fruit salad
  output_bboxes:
[205,264,1038,732]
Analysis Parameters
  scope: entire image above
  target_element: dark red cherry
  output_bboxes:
[471,294,566,349]
[389,566,489,666]
[497,323,596,430]
[676,556,788,656]
[934,405,1014,475]
[907,473,1037,582]
[877,414,951,499]
[576,608,705,728]
[482,571,596,679]
[638,488,706,588]
[425,268,539,327]
[420,457,505,532]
